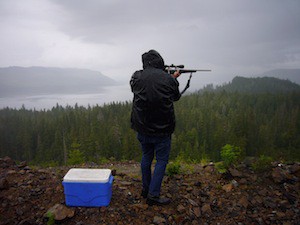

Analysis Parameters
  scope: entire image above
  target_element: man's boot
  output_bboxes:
[146,194,171,206]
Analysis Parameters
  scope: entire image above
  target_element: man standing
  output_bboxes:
[130,50,181,206]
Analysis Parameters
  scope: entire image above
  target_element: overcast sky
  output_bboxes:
[1,0,299,86]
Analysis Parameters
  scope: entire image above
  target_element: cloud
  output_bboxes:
[0,0,299,83]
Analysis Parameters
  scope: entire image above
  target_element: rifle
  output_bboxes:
[164,64,211,94]
[165,64,211,74]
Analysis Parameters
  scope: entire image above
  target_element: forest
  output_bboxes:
[0,77,299,165]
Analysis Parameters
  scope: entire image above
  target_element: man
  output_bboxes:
[130,49,181,206]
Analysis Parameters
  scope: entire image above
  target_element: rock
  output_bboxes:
[17,161,27,168]
[177,204,186,213]
[119,181,132,186]
[188,199,198,206]
[174,215,185,224]
[263,197,277,209]
[18,219,36,225]
[132,203,148,211]
[258,189,267,196]
[276,211,285,218]
[238,195,249,208]
[39,175,47,180]
[23,166,31,171]
[201,203,212,215]
[194,181,202,187]
[282,222,292,225]
[45,204,75,221]
[204,165,215,174]
[153,215,166,224]
[0,178,9,190]
[250,174,258,182]
[229,168,242,177]
[253,195,263,205]
[231,179,239,187]
[17,197,25,203]
[16,208,24,216]
[19,170,26,175]
[239,178,248,184]
[289,163,300,173]
[222,183,233,192]
[283,192,297,205]
[186,187,193,192]
[7,169,16,175]
[193,207,201,217]
[192,220,199,225]
[0,156,15,168]
[271,167,294,183]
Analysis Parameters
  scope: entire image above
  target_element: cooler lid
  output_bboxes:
[63,168,111,183]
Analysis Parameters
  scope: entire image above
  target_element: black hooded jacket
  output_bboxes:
[130,50,181,136]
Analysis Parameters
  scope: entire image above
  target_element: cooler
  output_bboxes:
[62,168,113,207]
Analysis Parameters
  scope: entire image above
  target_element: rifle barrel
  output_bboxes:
[168,69,211,74]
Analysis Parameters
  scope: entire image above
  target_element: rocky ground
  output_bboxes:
[0,156,299,225]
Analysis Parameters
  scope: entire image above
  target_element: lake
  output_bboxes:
[0,84,133,110]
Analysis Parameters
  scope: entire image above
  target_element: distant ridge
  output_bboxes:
[0,66,117,97]
[259,69,300,84]
[216,76,300,94]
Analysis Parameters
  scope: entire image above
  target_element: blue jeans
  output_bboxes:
[137,133,171,197]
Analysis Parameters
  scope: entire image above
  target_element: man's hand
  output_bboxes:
[172,70,181,78]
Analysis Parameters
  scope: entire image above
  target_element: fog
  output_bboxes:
[0,84,132,110]
[1,0,299,82]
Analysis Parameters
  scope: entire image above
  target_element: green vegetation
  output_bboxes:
[251,155,273,172]
[221,144,245,168]
[215,144,245,173]
[67,149,85,165]
[166,153,196,176]
[215,161,227,174]
[166,161,181,176]
[215,76,300,94]
[0,77,300,165]
[45,211,55,225]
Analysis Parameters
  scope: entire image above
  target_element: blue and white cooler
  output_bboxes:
[62,168,114,207]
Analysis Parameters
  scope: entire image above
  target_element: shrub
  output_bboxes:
[200,154,210,166]
[166,161,181,176]
[181,163,195,174]
[221,144,244,168]
[46,211,55,225]
[252,155,273,172]
[67,149,85,165]
[215,161,227,174]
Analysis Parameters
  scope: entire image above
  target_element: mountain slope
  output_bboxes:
[259,69,300,84]
[216,76,300,94]
[0,66,117,97]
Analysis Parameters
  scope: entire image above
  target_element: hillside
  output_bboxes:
[1,80,300,164]
[0,66,117,97]
[214,76,300,94]
[259,69,300,85]
[0,157,299,225]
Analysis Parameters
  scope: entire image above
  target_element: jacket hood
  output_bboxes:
[142,50,165,69]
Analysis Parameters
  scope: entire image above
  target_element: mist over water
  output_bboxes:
[2,70,297,110]
[0,75,216,110]
[0,76,207,110]
[0,84,133,110]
